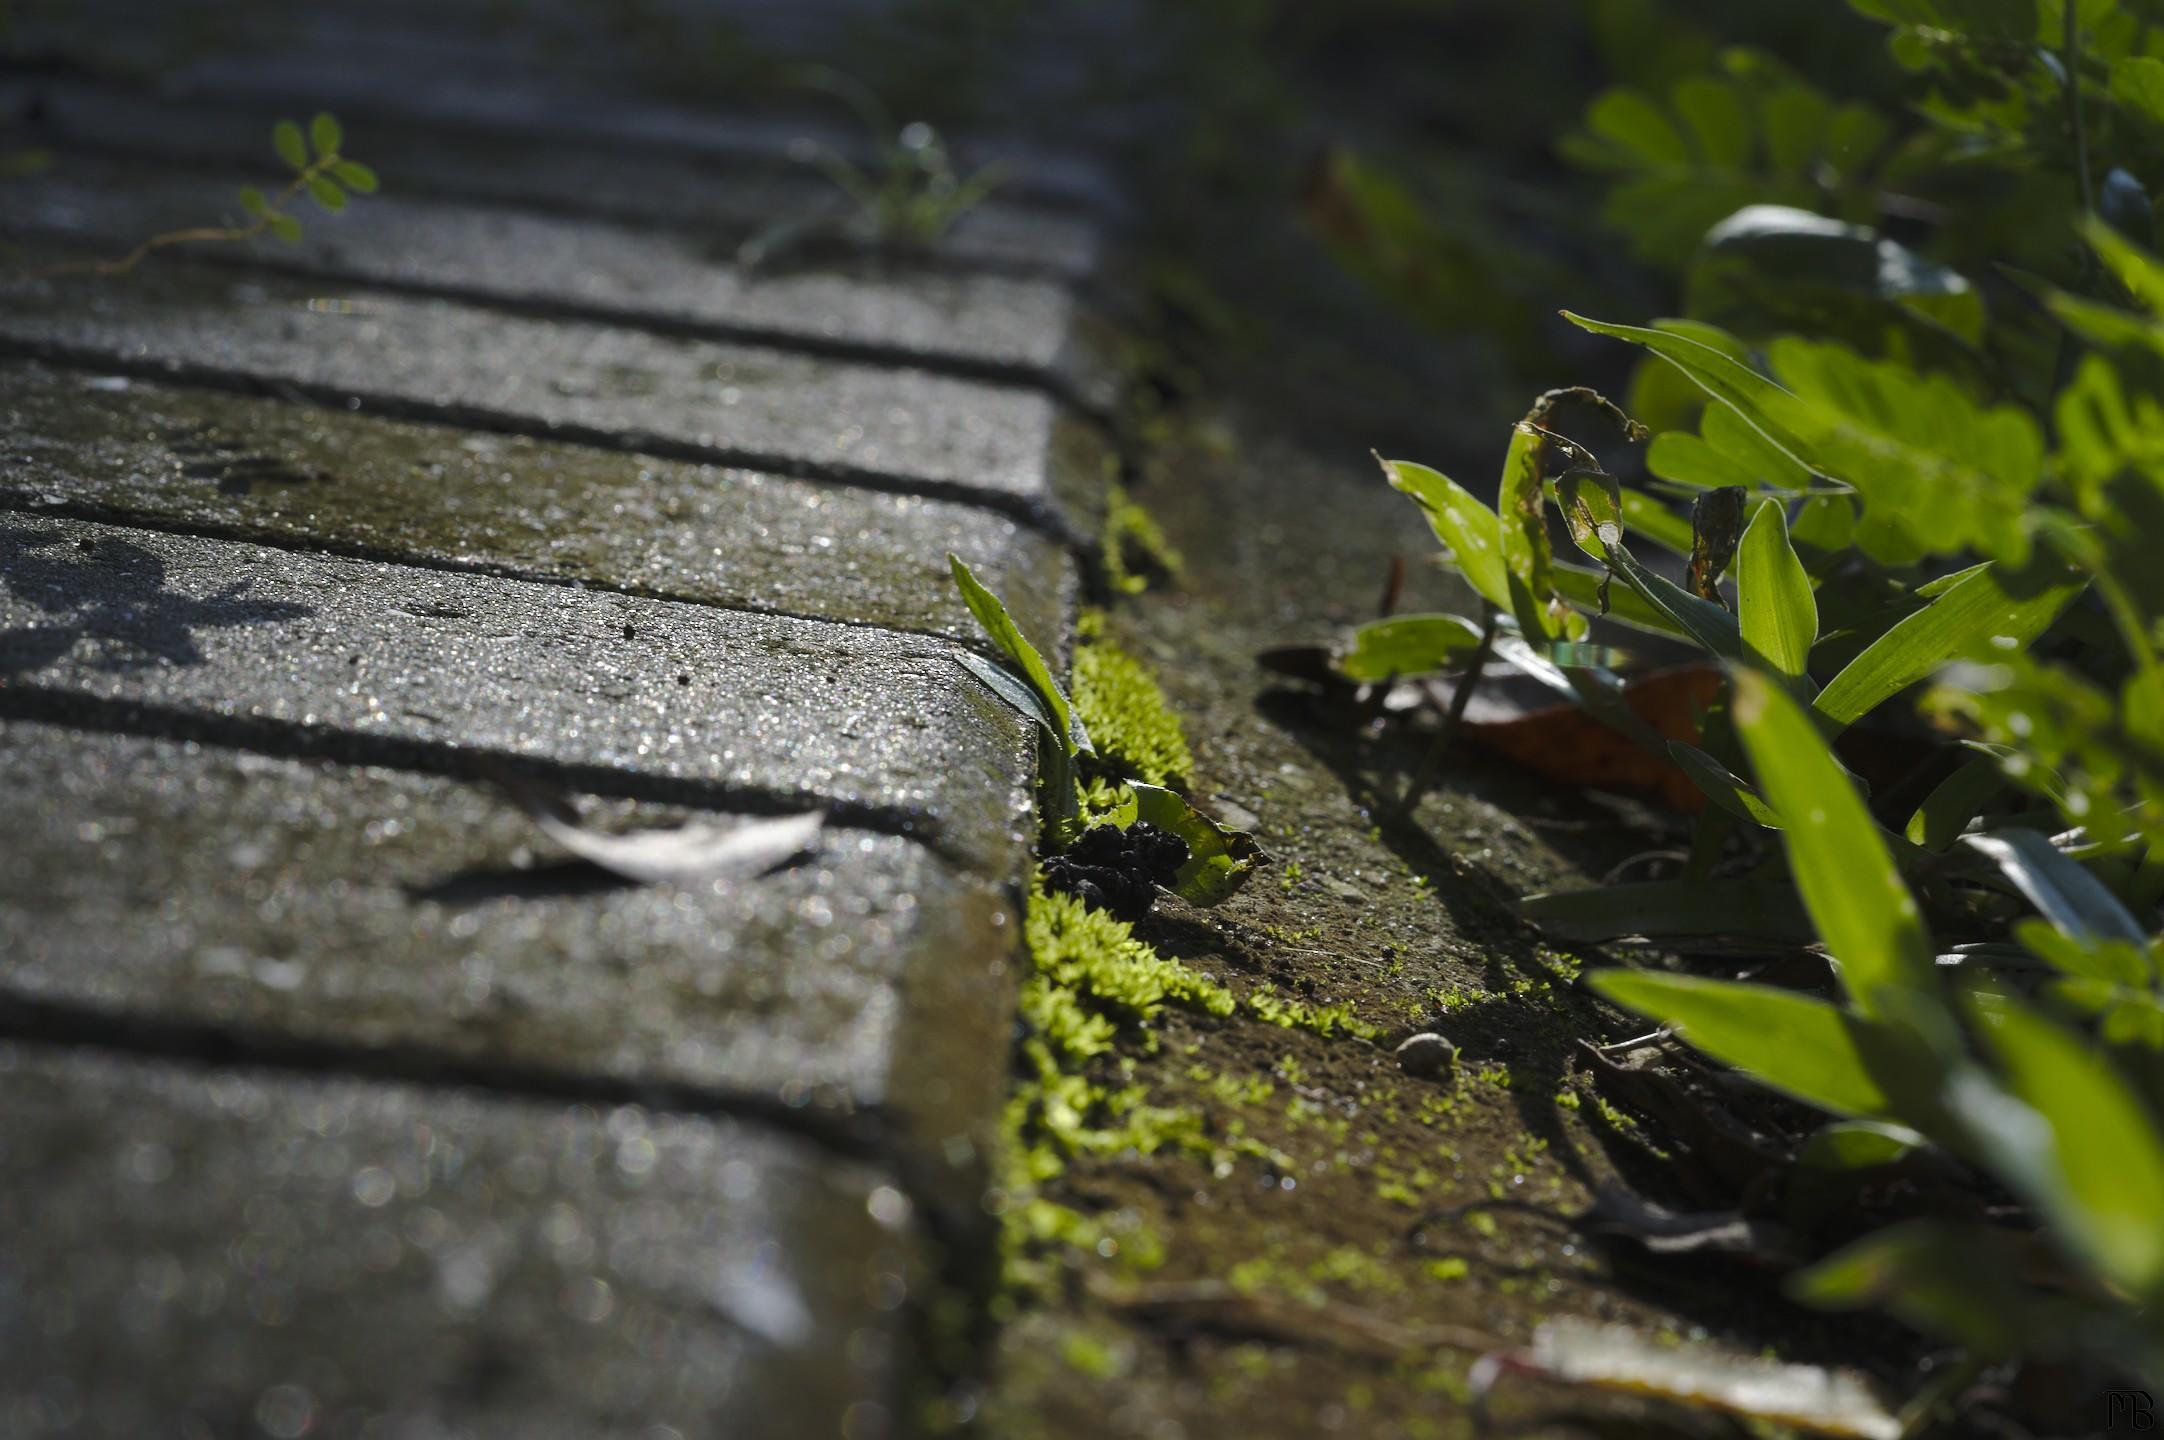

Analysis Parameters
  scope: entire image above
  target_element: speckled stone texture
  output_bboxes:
[2,159,1116,406]
[0,512,1037,869]
[0,252,1088,507]
[0,1042,927,1440]
[0,6,1125,1423]
[0,720,1019,1165]
[0,360,1074,648]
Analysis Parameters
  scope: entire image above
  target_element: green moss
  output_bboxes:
[1100,482,1185,596]
[1246,987,1380,1042]
[1000,883,1249,1290]
[1059,1331,1126,1380]
[1029,885,1236,1031]
[1071,618,1195,790]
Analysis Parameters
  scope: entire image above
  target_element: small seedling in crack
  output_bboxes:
[738,67,1001,270]
[946,552,1258,911]
[10,112,377,282]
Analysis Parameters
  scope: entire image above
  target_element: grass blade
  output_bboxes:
[1591,972,1900,1119]
[1738,499,1817,681]
[949,552,1081,755]
[1732,669,1935,1016]
[1561,312,1817,466]
[1813,563,2086,733]
[1962,829,2148,944]
[1523,881,1811,942]
[1971,997,2164,1294]
[1380,458,1509,611]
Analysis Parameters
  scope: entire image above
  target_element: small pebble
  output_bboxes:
[1394,1032,1457,1079]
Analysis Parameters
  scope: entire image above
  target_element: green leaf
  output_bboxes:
[956,652,1062,741]
[1961,829,2148,943]
[1795,1120,1923,1172]
[956,653,1080,841]
[1905,748,2010,849]
[1787,494,1855,577]
[948,553,1080,756]
[237,185,270,217]
[1667,741,1783,827]
[1791,1220,2095,1361]
[1488,632,1675,758]
[1552,467,1742,654]
[1973,998,2164,1294]
[1571,313,2042,564]
[2080,213,2164,319]
[1499,423,1583,642]
[1737,499,1817,680]
[1552,563,1686,637]
[1767,339,2043,563]
[1337,614,1485,682]
[1618,488,1694,555]
[267,213,303,245]
[2112,56,2164,127]
[1521,881,1814,943]
[310,112,344,159]
[307,176,348,214]
[1128,782,1260,907]
[1379,458,1509,612]
[1583,87,1692,166]
[1813,561,2086,732]
[272,119,308,170]
[1590,971,1902,1118]
[330,160,379,194]
[1691,203,1986,347]
[1554,466,1624,569]
[1647,431,1759,492]
[2017,921,2164,1050]
[1562,312,1818,467]
[1609,538,1745,657]
[1732,668,1934,1015]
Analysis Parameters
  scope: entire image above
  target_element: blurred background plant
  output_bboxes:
[1304,0,2164,1417]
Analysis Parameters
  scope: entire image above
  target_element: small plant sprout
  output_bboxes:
[738,67,1002,268]
[946,553,1258,907]
[12,113,376,282]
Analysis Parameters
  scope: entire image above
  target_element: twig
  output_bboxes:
[1590,1028,1672,1055]
[1390,606,1497,819]
[10,155,339,283]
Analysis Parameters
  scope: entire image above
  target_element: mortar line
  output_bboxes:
[0,487,1039,659]
[0,334,1099,555]
[0,996,999,1273]
[0,219,1114,423]
[0,686,996,872]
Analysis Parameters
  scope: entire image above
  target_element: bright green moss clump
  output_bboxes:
[1028,883,1235,1032]
[1000,884,1244,1289]
[1072,612,1195,789]
[1100,483,1184,596]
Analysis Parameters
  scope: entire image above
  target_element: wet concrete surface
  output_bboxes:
[0,359,1075,648]
[0,512,1038,869]
[0,1041,926,1439]
[0,8,1125,1428]
[0,250,1092,508]
[3,156,1116,403]
[0,719,1018,1166]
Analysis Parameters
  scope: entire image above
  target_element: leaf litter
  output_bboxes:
[491,771,823,886]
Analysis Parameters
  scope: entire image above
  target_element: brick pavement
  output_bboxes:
[0,12,1119,1432]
